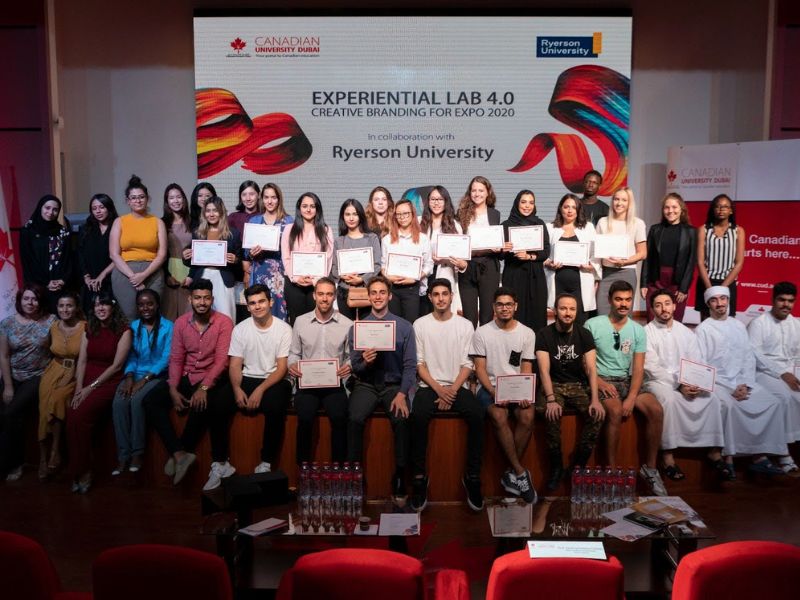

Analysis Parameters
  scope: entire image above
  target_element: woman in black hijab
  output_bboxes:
[20,195,73,311]
[501,189,550,332]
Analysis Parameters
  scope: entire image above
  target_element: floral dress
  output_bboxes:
[245,214,294,321]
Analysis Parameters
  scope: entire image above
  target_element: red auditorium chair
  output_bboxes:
[486,551,625,600]
[92,544,232,600]
[672,541,800,600]
[275,548,469,600]
[0,530,91,600]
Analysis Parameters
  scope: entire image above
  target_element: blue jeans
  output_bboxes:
[112,377,165,462]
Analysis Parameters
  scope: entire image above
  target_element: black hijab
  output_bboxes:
[504,190,541,227]
[25,194,64,236]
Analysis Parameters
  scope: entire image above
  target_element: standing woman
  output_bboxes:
[111,289,173,475]
[695,194,745,319]
[67,293,131,493]
[161,183,192,321]
[595,187,647,316]
[109,175,167,320]
[419,186,467,316]
[20,195,73,312]
[381,199,433,322]
[243,182,294,320]
[640,193,696,322]
[189,182,217,231]
[331,199,381,320]
[228,180,262,235]
[78,194,118,313]
[501,190,551,332]
[457,176,509,327]
[365,186,394,240]
[544,193,600,324]
[0,285,55,480]
[37,291,85,480]
[281,192,334,324]
[185,197,241,323]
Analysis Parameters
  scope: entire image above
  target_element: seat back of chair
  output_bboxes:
[0,531,63,600]
[672,541,800,600]
[277,548,425,600]
[93,543,232,600]
[486,552,625,600]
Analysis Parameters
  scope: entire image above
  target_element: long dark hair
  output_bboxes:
[162,184,190,230]
[261,182,287,220]
[88,292,128,337]
[134,288,162,352]
[189,182,217,228]
[236,180,262,213]
[82,194,118,237]
[338,199,368,236]
[288,193,329,251]
[553,193,587,229]
[419,185,458,235]
[456,176,496,233]
[705,194,736,228]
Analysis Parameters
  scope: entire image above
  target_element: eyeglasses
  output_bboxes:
[395,212,413,218]
[494,302,515,309]
[613,331,621,350]
[128,194,146,201]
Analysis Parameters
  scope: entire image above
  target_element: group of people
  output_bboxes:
[1,170,796,512]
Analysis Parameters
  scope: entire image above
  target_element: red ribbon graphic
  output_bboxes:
[196,88,312,178]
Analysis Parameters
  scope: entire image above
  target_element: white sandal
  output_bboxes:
[779,458,799,474]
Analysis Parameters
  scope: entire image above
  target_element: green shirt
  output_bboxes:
[585,315,646,378]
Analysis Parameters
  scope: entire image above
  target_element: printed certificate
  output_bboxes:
[593,234,629,259]
[508,225,544,251]
[495,374,536,404]
[353,320,396,351]
[794,361,800,378]
[435,234,471,260]
[553,241,590,266]
[489,502,532,537]
[241,223,281,250]
[337,247,374,275]
[679,358,717,393]
[468,225,505,250]
[528,541,607,560]
[298,359,340,389]
[291,252,327,278]
[191,240,227,267]
[386,253,422,280]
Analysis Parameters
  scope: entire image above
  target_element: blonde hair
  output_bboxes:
[196,197,232,241]
[610,187,637,232]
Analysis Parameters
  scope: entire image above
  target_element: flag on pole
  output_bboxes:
[0,170,19,321]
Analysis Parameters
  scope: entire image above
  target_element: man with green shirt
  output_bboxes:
[585,280,667,496]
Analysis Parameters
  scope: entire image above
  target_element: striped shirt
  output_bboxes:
[704,225,738,280]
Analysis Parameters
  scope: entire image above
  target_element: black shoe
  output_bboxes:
[515,470,538,504]
[546,466,566,493]
[391,472,406,497]
[410,476,429,512]
[500,470,520,496]
[462,476,484,511]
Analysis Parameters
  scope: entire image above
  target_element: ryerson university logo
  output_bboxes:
[536,33,603,58]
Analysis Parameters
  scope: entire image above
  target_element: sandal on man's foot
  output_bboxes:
[663,464,685,481]
[779,458,800,477]
[710,458,733,481]
[748,458,783,476]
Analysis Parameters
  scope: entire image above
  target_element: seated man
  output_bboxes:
[411,278,484,511]
[144,278,235,491]
[643,289,725,480]
[229,284,293,476]
[585,280,667,496]
[347,275,415,497]
[471,287,537,503]
[748,281,800,475]
[288,277,352,465]
[697,286,789,477]
[536,293,604,492]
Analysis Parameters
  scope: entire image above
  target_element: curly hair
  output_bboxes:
[456,176,496,233]
[88,292,129,337]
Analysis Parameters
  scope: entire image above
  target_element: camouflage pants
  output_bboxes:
[536,381,602,466]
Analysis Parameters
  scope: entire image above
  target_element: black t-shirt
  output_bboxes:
[535,323,596,384]
[581,199,609,227]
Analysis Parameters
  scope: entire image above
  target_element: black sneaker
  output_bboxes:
[391,472,406,497]
[462,476,484,511]
[515,470,538,504]
[410,476,429,512]
[546,466,565,493]
[500,469,520,496]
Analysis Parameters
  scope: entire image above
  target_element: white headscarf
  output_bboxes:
[704,285,730,305]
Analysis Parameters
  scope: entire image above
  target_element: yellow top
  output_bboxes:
[119,213,159,261]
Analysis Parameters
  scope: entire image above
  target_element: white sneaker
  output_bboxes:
[5,466,23,481]
[254,461,271,474]
[203,461,236,491]
[639,465,668,496]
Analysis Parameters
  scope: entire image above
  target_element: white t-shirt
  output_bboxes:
[469,320,536,387]
[228,317,292,379]
[413,312,474,387]
[595,216,646,269]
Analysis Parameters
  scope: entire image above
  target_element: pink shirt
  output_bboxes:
[168,310,233,388]
[280,224,334,283]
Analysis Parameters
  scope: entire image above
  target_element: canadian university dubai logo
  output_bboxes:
[668,170,677,183]
[227,37,250,57]
[536,33,603,58]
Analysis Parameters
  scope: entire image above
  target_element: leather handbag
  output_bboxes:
[346,286,370,308]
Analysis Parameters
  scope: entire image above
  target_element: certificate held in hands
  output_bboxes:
[553,241,590,267]
[435,234,471,260]
[191,240,227,267]
[495,374,536,404]
[291,252,327,278]
[469,225,505,250]
[508,225,544,251]
[353,321,396,351]
[679,358,716,392]
[298,359,340,389]
[337,247,374,275]
[386,253,422,280]
[594,234,628,259]
[241,223,281,251]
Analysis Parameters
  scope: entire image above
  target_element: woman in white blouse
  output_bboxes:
[381,199,433,322]
[595,187,647,315]
[544,193,601,324]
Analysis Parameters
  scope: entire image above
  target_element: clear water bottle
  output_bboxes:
[591,467,603,503]
[570,466,584,504]
[309,471,321,532]
[614,467,625,509]
[352,462,364,518]
[298,462,311,530]
[603,467,615,504]
[624,467,637,504]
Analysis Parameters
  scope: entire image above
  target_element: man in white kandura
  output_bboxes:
[643,289,725,481]
[695,285,789,478]
[747,280,800,475]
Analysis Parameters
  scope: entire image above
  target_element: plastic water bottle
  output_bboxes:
[309,471,321,532]
[298,462,311,529]
[352,462,364,518]
[614,467,625,509]
[603,467,615,505]
[591,467,603,503]
[624,467,637,504]
[570,466,584,504]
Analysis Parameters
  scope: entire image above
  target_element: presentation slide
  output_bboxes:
[194,16,631,220]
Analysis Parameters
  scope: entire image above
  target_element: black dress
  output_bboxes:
[20,221,73,312]
[77,225,113,312]
[553,235,586,323]
[501,216,550,332]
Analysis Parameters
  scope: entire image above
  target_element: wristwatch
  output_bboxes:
[200,384,210,392]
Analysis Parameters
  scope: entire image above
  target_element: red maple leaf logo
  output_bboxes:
[0,228,16,273]
[667,170,677,183]
[230,38,246,53]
